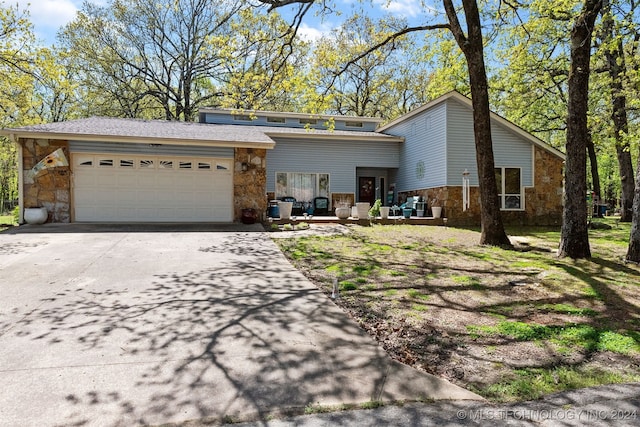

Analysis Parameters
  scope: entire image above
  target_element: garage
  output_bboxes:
[72,153,233,222]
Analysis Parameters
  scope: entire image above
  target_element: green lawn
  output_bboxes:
[274,218,640,402]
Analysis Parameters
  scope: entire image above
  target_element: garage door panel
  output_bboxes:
[73,154,233,222]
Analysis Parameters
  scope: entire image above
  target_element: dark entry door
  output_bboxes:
[358,177,375,204]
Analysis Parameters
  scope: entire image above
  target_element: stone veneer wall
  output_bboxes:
[233,148,267,222]
[399,146,564,226]
[22,138,71,223]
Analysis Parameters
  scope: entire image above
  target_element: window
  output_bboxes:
[99,159,114,167]
[495,167,523,210]
[159,160,173,169]
[276,172,329,201]
[197,162,212,170]
[139,159,154,168]
[216,161,230,170]
[299,118,318,125]
[233,114,252,121]
[179,161,192,169]
[345,121,363,128]
[267,116,286,124]
[120,159,134,168]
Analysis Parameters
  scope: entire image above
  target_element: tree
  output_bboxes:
[59,0,248,121]
[311,14,431,119]
[215,7,313,112]
[258,0,512,246]
[558,0,603,259]
[442,0,511,246]
[598,0,635,222]
[0,1,37,211]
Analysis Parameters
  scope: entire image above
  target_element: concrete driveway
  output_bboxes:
[0,224,480,426]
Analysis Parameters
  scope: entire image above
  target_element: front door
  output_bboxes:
[358,177,375,204]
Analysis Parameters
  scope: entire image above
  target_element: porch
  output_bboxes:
[266,215,447,227]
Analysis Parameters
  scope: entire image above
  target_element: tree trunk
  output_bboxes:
[627,159,640,262]
[558,0,602,259]
[601,6,635,221]
[443,0,511,247]
[586,132,600,202]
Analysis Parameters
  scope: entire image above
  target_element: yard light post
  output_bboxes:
[462,169,470,212]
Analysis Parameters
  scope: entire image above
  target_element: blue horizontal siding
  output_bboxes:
[69,141,233,158]
[266,137,400,193]
[201,112,378,132]
[445,99,533,186]
[383,102,448,193]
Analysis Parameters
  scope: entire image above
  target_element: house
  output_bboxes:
[0,91,564,226]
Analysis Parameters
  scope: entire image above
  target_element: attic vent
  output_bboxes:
[345,121,363,128]
[299,118,318,125]
[233,114,252,121]
[267,116,286,123]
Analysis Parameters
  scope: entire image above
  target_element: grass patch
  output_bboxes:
[536,303,598,317]
[407,289,430,300]
[273,222,640,402]
[478,366,640,402]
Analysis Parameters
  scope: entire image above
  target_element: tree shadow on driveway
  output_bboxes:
[0,232,475,427]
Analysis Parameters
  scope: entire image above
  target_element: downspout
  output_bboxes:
[11,134,24,224]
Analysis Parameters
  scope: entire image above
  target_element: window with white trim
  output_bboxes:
[495,167,523,210]
[275,172,329,201]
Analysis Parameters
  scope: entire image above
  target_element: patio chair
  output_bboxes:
[313,196,330,215]
[400,196,416,215]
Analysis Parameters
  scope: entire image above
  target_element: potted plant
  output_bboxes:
[379,205,390,219]
[368,199,382,218]
[431,197,442,218]
[356,202,370,219]
[24,207,48,224]
[334,196,351,219]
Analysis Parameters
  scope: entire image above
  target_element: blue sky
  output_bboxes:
[15,0,432,46]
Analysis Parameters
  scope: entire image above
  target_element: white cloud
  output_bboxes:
[15,0,86,44]
[17,0,79,29]
[373,0,423,18]
[297,22,333,42]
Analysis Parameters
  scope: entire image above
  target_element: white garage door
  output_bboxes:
[72,154,233,222]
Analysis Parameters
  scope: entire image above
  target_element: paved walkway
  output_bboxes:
[0,224,479,426]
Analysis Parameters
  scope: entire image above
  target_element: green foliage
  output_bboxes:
[368,199,382,217]
[480,366,640,402]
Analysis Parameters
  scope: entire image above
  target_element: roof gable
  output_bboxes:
[378,91,566,160]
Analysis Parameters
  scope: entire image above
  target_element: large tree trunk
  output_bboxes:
[627,160,640,262]
[558,0,602,259]
[443,0,511,247]
[586,132,601,204]
[601,3,635,221]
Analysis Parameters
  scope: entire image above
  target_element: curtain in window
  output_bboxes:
[276,172,330,201]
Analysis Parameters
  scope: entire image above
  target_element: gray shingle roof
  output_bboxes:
[1,117,275,148]
[1,116,403,148]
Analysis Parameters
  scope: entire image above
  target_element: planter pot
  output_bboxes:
[241,208,258,224]
[278,201,293,220]
[403,208,412,219]
[335,206,350,219]
[24,207,48,225]
[356,202,370,219]
[267,200,280,218]
[432,206,442,218]
[379,206,390,219]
